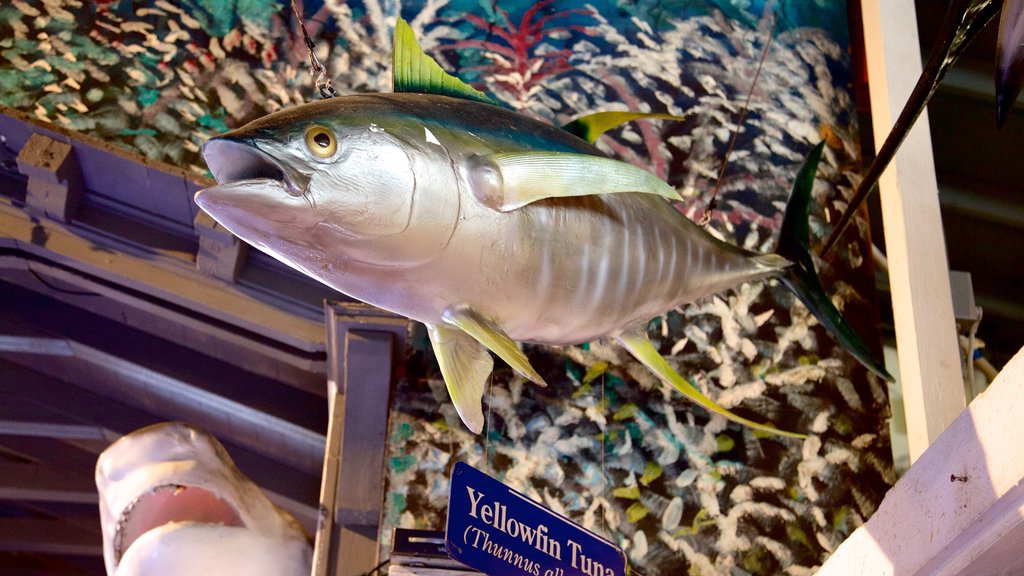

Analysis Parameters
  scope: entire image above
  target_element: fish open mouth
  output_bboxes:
[113,483,244,565]
[202,138,305,198]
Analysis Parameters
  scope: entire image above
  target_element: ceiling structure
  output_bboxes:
[0,3,1022,575]
[0,106,337,573]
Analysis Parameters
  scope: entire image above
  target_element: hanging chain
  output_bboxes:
[290,0,338,99]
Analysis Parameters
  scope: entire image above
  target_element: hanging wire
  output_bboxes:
[600,372,607,537]
[290,0,338,99]
[701,0,786,227]
[355,558,390,576]
[484,374,494,474]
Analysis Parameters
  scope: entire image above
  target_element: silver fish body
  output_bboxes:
[198,93,781,345]
[197,92,889,437]
[197,17,895,437]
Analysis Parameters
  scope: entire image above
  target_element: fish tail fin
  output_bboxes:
[775,142,893,381]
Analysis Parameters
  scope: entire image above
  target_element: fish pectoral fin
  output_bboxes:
[427,323,494,434]
[442,306,548,387]
[562,111,689,143]
[393,19,500,107]
[467,152,683,212]
[616,327,806,439]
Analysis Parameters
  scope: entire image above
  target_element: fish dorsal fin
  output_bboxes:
[562,111,689,143]
[393,18,499,106]
[466,151,683,212]
[616,326,806,439]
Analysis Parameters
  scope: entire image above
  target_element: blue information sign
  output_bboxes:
[446,462,627,576]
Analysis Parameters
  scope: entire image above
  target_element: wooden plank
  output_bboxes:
[0,518,102,556]
[0,461,97,505]
[0,200,327,355]
[0,421,119,443]
[0,332,326,474]
[0,268,326,396]
[0,104,208,230]
[313,302,407,576]
[860,0,965,462]
[816,346,1024,575]
[0,358,320,532]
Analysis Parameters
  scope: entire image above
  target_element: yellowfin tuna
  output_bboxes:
[195,20,890,439]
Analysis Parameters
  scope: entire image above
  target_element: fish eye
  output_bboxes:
[304,125,337,158]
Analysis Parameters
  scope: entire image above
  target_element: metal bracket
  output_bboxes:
[313,301,409,576]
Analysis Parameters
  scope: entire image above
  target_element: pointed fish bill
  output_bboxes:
[96,423,311,576]
[820,0,1001,255]
[997,0,1024,127]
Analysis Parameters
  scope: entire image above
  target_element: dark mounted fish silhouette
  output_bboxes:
[821,0,1023,255]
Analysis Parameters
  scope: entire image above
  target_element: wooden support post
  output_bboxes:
[194,210,249,282]
[313,302,408,576]
[861,0,965,462]
[16,133,84,222]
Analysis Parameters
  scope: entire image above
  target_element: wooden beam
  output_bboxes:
[0,421,120,443]
[16,133,85,223]
[861,0,965,462]
[0,103,205,231]
[0,199,326,355]
[0,333,326,474]
[0,269,327,397]
[0,519,102,557]
[0,358,320,532]
[194,210,249,282]
[0,462,97,505]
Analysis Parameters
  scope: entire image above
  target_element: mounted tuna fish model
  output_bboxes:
[195,20,891,439]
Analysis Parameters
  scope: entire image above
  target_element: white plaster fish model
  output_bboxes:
[96,422,311,576]
[194,20,891,438]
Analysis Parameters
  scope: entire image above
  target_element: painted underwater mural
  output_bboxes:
[0,1,894,574]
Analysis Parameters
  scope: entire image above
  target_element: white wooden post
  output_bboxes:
[861,0,965,462]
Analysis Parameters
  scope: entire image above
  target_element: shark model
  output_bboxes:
[195,20,891,439]
[96,422,312,576]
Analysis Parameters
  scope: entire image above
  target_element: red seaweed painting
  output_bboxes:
[443,0,596,109]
